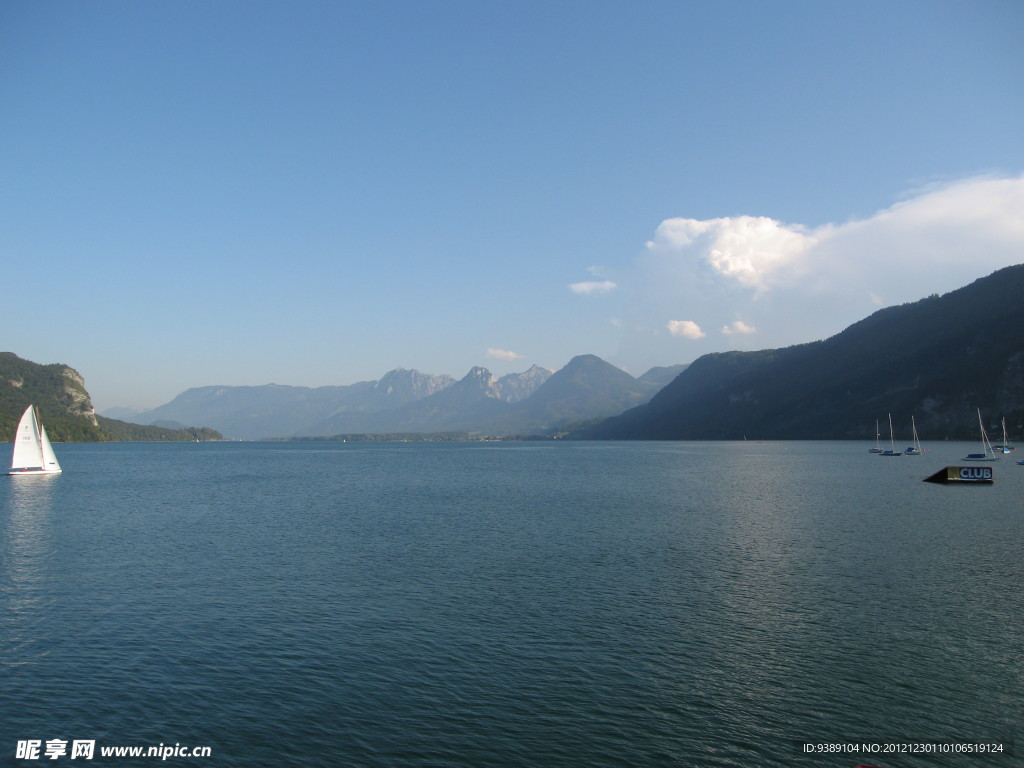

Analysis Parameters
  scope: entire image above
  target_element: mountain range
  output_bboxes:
[9,265,1023,443]
[579,264,1024,441]
[122,357,666,439]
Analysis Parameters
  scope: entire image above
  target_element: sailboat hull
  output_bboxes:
[8,468,62,475]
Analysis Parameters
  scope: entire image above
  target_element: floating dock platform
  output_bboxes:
[923,465,994,484]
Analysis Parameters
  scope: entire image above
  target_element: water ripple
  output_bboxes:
[1,441,1020,767]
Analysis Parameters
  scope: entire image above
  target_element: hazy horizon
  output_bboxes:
[4,1,1023,411]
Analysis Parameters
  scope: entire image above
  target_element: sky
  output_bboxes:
[3,0,1023,412]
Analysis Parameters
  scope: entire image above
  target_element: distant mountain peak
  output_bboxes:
[638,363,690,387]
[508,354,659,429]
[373,368,454,399]
[496,365,553,403]
[456,367,501,398]
[565,353,605,366]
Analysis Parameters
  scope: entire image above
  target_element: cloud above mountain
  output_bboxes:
[607,174,1024,366]
[486,348,525,361]
[645,174,1024,302]
[646,215,817,291]
[722,321,756,335]
[666,320,705,339]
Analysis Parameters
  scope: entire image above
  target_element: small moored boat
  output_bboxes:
[868,419,883,453]
[905,415,924,455]
[879,413,902,456]
[993,417,1015,453]
[963,408,1000,462]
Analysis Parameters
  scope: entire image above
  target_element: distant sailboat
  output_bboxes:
[994,417,1015,453]
[963,409,1000,462]
[868,420,884,453]
[905,415,924,455]
[879,413,902,456]
[8,405,62,475]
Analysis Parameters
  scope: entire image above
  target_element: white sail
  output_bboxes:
[39,424,61,472]
[9,405,62,474]
[11,405,44,470]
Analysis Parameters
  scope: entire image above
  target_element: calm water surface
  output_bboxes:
[1,441,1020,767]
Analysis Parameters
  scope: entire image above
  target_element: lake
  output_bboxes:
[1,440,1020,767]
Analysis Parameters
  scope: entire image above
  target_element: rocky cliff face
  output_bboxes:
[1,353,98,425]
[1,353,113,440]
[496,365,553,402]
[61,367,99,425]
[373,368,454,402]
[449,367,503,402]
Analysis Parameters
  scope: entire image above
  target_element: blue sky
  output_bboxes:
[3,0,1023,411]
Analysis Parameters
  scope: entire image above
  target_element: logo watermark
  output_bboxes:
[15,740,212,761]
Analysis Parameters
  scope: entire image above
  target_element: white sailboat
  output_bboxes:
[8,405,62,475]
[905,415,923,455]
[868,419,884,453]
[994,417,1015,454]
[879,413,902,456]
[962,408,1000,462]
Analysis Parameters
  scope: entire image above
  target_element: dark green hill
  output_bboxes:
[1,352,222,442]
[578,264,1024,440]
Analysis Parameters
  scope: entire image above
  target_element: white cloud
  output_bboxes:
[643,175,1024,302]
[805,174,1024,300]
[646,215,817,291]
[666,320,706,339]
[609,174,1024,374]
[485,348,525,361]
[569,280,617,295]
[722,320,756,335]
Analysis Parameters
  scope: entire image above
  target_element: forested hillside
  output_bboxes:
[1,352,222,442]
